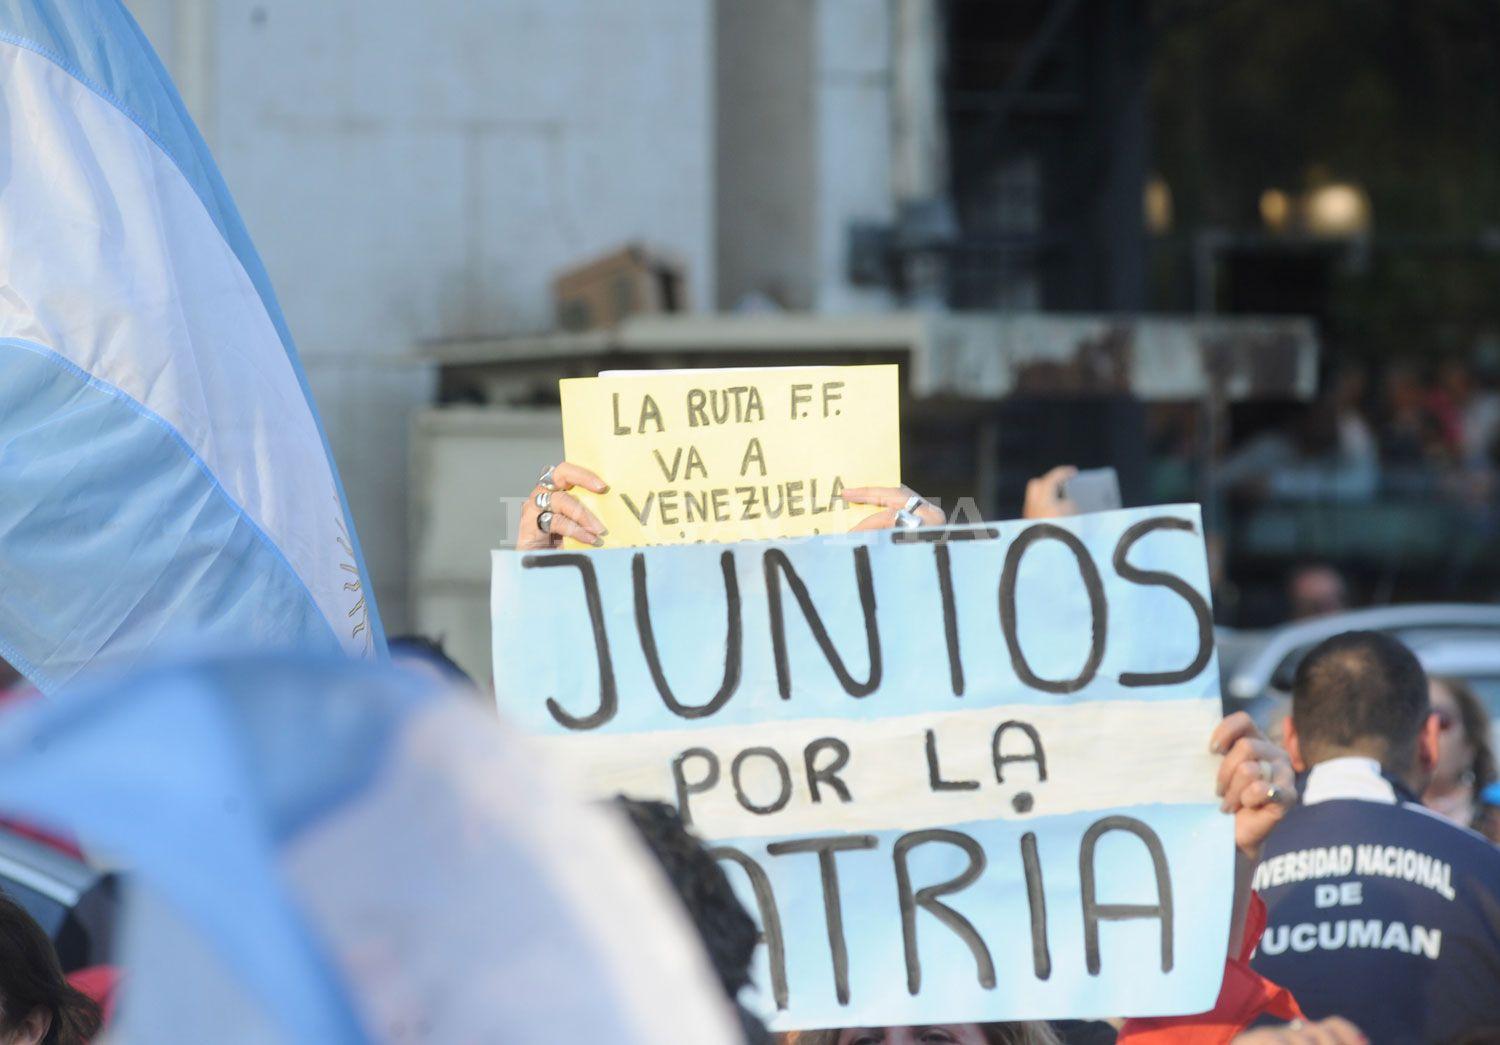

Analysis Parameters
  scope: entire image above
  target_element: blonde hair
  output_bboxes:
[785,1024,1063,1045]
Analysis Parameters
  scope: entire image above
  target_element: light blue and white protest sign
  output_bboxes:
[492,505,1234,1030]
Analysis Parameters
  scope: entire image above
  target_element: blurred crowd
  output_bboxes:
[1218,355,1500,509]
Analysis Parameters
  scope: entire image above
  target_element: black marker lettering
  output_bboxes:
[992,721,1047,784]
[894,829,995,994]
[686,389,708,427]
[671,747,719,827]
[1080,815,1174,974]
[926,729,979,791]
[804,737,853,803]
[999,524,1107,693]
[934,543,964,695]
[791,382,813,419]
[740,437,767,477]
[712,847,788,1010]
[731,746,793,815]
[521,554,617,730]
[638,393,664,433]
[658,489,680,526]
[619,491,655,525]
[634,551,742,719]
[653,446,683,481]
[1113,517,1214,687]
[822,380,844,417]
[1021,832,1052,980]
[767,834,877,1006]
[764,546,882,699]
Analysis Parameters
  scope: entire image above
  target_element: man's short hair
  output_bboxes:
[1292,630,1429,768]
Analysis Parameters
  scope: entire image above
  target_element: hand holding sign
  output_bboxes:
[518,462,611,549]
[844,487,946,531]
[1211,712,1296,859]
[514,472,943,547]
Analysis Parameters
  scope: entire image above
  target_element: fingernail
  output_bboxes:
[598,527,609,536]
[595,483,609,493]
[1210,741,1224,755]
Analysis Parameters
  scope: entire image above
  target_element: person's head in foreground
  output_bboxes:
[615,798,767,1043]
[791,1023,1060,1045]
[0,894,100,1045]
[1283,630,1436,791]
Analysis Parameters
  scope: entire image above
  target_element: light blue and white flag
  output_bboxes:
[0,0,382,691]
[0,653,742,1044]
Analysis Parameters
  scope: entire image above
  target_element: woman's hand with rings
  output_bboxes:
[517,462,610,550]
[844,486,945,531]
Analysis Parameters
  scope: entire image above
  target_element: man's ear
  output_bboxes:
[18,1007,51,1045]
[1283,715,1307,773]
[1417,711,1441,777]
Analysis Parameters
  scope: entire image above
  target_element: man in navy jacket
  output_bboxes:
[1251,630,1500,1042]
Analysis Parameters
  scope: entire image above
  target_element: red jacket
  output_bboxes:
[1117,894,1303,1044]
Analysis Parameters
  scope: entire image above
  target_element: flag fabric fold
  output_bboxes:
[0,0,382,689]
[0,654,744,1044]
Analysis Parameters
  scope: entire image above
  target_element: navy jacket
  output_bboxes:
[1251,758,1500,1043]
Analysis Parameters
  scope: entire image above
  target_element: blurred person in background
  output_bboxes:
[1284,564,1349,621]
[1380,363,1450,480]
[0,894,100,1045]
[1422,676,1497,834]
[1427,357,1500,468]
[1215,372,1377,504]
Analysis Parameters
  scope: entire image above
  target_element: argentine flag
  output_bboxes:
[0,0,383,690]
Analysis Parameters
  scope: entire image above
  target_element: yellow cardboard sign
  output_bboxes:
[559,365,900,546]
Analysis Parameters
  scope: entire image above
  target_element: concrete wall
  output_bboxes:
[125,0,715,631]
[714,0,816,310]
[714,0,899,313]
[814,0,897,312]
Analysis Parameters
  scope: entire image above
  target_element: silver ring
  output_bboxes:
[1266,784,1283,804]
[538,466,558,492]
[535,489,552,511]
[896,494,926,529]
[537,511,554,534]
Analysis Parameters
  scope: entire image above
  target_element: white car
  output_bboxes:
[1219,604,1500,749]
